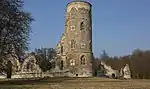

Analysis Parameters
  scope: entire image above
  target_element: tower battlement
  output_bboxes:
[66,1,92,12]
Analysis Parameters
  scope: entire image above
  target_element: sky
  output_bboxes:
[24,0,150,57]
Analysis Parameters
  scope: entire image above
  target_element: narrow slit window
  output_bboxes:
[61,45,63,54]
[80,22,85,31]
[60,61,63,70]
[71,40,75,48]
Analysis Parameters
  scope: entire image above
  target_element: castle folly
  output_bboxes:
[55,1,93,77]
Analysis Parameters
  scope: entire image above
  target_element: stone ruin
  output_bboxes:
[100,61,120,78]
[99,61,131,79]
[0,53,43,79]
[17,54,42,78]
[0,52,131,79]
[0,52,79,79]
[121,64,131,79]
[21,54,41,73]
[47,56,74,77]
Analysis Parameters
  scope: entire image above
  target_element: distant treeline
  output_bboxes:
[93,49,150,79]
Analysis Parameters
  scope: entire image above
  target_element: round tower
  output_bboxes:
[64,1,93,77]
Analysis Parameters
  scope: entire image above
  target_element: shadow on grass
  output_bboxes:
[0,77,125,86]
[0,77,76,85]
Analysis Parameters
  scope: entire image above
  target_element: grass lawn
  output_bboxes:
[0,77,150,89]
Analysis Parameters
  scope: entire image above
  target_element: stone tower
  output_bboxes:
[64,1,93,77]
[55,1,93,77]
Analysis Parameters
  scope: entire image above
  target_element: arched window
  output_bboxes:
[80,22,85,31]
[60,60,63,70]
[70,59,75,66]
[81,55,86,65]
[71,40,75,48]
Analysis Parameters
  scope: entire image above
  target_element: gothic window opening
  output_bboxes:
[71,40,76,48]
[70,59,75,66]
[80,22,85,31]
[60,60,63,70]
[81,55,86,65]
